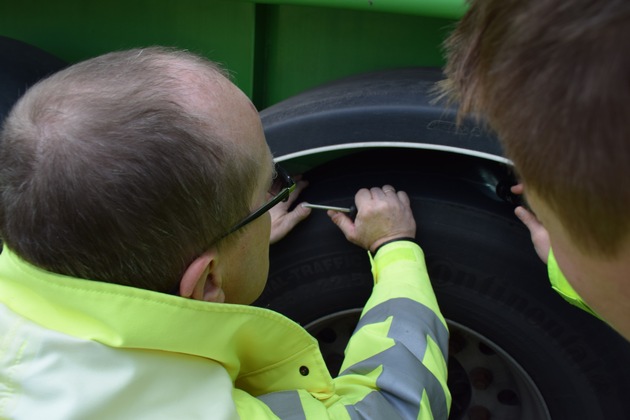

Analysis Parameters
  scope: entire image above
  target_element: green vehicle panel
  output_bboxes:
[0,0,463,108]
[2,2,630,419]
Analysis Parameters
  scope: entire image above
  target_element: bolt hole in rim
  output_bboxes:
[305,309,551,420]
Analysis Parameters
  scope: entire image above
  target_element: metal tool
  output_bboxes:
[302,203,357,219]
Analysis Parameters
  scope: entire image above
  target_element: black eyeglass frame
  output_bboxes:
[221,163,296,238]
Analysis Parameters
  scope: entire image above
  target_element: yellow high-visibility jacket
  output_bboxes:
[547,248,599,318]
[0,241,450,419]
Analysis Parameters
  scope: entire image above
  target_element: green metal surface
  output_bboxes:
[253,4,455,107]
[0,0,257,97]
[0,0,458,108]
[247,0,466,19]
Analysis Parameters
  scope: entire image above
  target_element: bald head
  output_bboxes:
[0,47,260,292]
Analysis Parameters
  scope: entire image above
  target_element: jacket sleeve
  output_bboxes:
[548,248,600,319]
[243,240,451,419]
[333,240,450,419]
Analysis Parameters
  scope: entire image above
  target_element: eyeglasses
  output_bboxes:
[222,163,296,238]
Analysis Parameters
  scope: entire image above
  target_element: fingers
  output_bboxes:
[290,202,312,220]
[330,185,416,251]
[283,180,309,208]
[269,203,311,244]
[510,183,524,195]
[355,187,373,203]
[269,179,311,244]
[514,205,551,264]
[282,204,311,231]
[397,189,411,207]
[356,185,401,206]
[514,205,542,232]
[327,209,355,239]
[381,185,396,196]
[386,186,411,208]
[368,184,395,199]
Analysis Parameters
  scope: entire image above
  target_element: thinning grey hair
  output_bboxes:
[0,47,259,292]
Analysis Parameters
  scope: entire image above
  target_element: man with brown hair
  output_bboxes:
[441,0,630,339]
[0,48,450,418]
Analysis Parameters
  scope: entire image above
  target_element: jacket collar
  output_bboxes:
[0,248,334,396]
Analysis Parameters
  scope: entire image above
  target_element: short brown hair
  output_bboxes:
[0,47,258,291]
[441,0,630,256]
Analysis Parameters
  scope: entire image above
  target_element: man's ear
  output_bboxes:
[179,248,225,303]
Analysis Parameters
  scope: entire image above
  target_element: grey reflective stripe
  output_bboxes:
[342,298,449,419]
[258,391,307,420]
[346,392,406,420]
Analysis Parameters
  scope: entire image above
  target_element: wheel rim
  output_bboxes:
[305,309,551,420]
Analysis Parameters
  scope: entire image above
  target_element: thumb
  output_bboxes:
[515,206,550,264]
[269,203,312,244]
[290,202,312,222]
[328,210,356,239]
[515,206,543,234]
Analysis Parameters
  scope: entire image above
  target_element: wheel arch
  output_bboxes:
[261,67,508,171]
[258,68,630,418]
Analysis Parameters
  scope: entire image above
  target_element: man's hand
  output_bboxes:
[511,184,550,264]
[328,185,416,253]
[269,179,311,244]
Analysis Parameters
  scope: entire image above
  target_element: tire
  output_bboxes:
[256,149,630,419]
[261,67,503,161]
[0,37,66,122]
